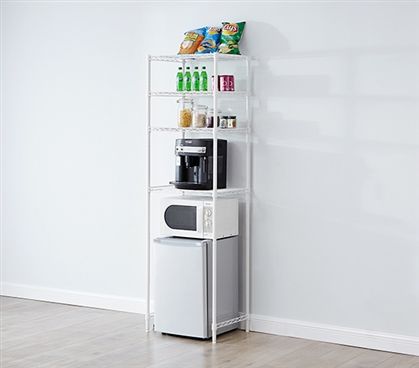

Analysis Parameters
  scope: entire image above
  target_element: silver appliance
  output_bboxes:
[154,236,239,338]
[160,196,238,239]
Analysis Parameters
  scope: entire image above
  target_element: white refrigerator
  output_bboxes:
[154,236,239,338]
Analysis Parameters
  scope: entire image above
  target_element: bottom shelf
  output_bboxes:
[147,313,249,331]
[216,313,249,329]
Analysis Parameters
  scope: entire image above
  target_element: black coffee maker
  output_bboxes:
[171,138,227,190]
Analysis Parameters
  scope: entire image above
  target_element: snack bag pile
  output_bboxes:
[177,22,245,55]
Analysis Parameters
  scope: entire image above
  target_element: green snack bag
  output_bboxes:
[218,22,246,55]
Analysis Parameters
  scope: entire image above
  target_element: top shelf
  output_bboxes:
[149,54,249,63]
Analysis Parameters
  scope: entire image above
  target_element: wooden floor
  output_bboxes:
[1,297,418,368]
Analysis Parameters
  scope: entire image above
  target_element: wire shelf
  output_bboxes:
[146,53,252,343]
[149,91,248,97]
[149,54,248,63]
[149,185,248,197]
[216,313,249,329]
[149,127,249,134]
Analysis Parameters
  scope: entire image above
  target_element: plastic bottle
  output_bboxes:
[200,66,208,91]
[192,66,200,91]
[176,67,183,92]
[184,66,192,92]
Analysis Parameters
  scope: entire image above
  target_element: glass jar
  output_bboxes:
[192,105,208,128]
[227,116,237,128]
[177,98,193,128]
[220,116,229,129]
[206,108,221,128]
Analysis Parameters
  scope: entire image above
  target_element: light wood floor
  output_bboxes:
[1,297,418,368]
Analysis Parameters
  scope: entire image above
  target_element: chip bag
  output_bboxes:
[178,28,206,54]
[196,27,221,54]
[218,22,246,55]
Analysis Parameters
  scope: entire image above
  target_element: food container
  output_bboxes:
[206,109,221,128]
[220,116,229,129]
[219,75,235,92]
[192,105,208,128]
[211,76,219,91]
[227,116,237,128]
[211,75,235,91]
[177,98,193,128]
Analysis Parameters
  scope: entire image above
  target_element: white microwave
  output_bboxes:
[160,196,239,239]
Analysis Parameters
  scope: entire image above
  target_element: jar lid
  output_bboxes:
[228,116,236,118]
[177,97,194,103]
[221,115,229,118]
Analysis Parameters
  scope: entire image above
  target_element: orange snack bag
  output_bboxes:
[178,28,206,54]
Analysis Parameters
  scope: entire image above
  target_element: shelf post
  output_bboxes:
[211,52,218,344]
[182,59,186,140]
[146,54,152,332]
[245,56,251,333]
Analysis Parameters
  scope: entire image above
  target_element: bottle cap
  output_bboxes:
[202,66,206,69]
[194,66,199,69]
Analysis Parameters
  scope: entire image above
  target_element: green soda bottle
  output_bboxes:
[192,66,200,91]
[176,67,183,91]
[184,66,192,91]
[200,66,208,92]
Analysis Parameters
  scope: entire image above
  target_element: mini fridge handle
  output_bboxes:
[154,237,209,247]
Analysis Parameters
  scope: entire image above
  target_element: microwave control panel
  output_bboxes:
[203,205,213,233]
[202,199,238,238]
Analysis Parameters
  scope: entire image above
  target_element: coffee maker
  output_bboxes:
[171,138,227,190]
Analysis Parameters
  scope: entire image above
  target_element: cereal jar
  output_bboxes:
[177,98,193,128]
[192,105,208,128]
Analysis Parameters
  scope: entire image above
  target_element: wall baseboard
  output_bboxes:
[0,282,147,314]
[1,283,418,356]
[250,314,419,356]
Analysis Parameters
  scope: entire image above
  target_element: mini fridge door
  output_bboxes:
[154,237,208,338]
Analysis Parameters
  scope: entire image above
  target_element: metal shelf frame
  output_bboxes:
[149,126,249,134]
[149,91,248,97]
[146,53,251,343]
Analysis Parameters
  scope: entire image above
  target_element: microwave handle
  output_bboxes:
[196,203,204,235]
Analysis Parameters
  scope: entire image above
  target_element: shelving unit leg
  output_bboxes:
[146,55,152,332]
[245,56,251,333]
[211,53,218,344]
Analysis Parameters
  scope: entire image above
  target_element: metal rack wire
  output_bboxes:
[149,127,249,134]
[149,91,248,97]
[149,185,248,197]
[149,54,248,63]
[146,53,251,343]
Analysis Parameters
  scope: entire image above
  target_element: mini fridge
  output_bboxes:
[154,236,239,338]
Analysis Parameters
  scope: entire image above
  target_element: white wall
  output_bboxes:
[2,1,418,354]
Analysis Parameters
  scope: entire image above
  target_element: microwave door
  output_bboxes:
[163,203,204,238]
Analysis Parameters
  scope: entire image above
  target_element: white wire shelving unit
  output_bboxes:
[146,53,251,344]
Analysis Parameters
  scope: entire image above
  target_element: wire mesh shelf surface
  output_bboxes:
[149,127,249,134]
[149,54,248,63]
[216,313,249,329]
[149,91,248,97]
[149,185,248,197]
